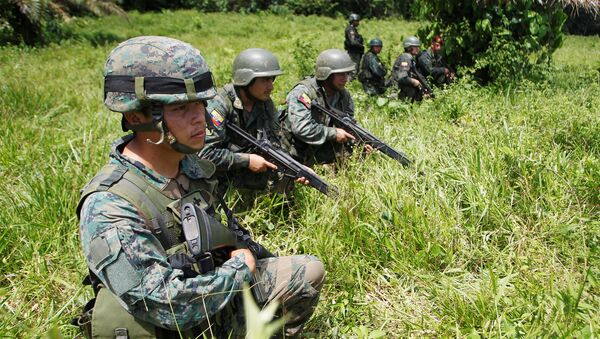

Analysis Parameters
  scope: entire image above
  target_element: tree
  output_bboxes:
[0,0,125,46]
[418,0,598,84]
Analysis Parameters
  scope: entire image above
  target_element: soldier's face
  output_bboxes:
[248,76,275,102]
[409,46,420,56]
[432,41,442,54]
[372,46,382,54]
[352,20,360,27]
[163,100,207,150]
[329,72,349,90]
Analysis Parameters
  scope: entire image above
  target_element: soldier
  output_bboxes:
[198,48,307,196]
[282,49,372,166]
[389,36,433,102]
[417,34,455,87]
[344,13,364,80]
[76,36,324,338]
[358,38,387,95]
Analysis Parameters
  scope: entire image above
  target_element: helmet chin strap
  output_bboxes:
[145,119,202,154]
[130,103,202,154]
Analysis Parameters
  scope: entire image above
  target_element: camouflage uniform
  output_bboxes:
[344,24,364,77]
[417,48,452,86]
[79,135,325,337]
[282,77,354,165]
[77,36,325,338]
[390,52,424,102]
[199,84,284,192]
[359,51,387,95]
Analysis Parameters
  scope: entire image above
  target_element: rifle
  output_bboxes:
[414,69,435,99]
[312,102,411,166]
[226,123,339,197]
[217,195,276,260]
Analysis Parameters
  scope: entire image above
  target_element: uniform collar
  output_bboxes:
[109,134,216,187]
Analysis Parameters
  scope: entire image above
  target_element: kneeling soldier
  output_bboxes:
[199,48,307,196]
[282,49,365,166]
[390,36,433,102]
[76,36,324,338]
[358,38,387,95]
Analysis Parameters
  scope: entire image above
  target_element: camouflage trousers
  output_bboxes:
[209,255,325,338]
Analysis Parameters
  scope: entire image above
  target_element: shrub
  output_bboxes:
[418,0,570,84]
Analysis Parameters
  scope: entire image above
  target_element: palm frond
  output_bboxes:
[10,0,45,23]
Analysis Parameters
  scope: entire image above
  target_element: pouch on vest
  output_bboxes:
[91,288,155,338]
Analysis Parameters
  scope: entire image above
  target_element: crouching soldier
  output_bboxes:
[281,49,374,166]
[75,36,324,338]
[358,38,387,95]
[390,36,433,102]
[417,34,455,87]
[198,48,308,198]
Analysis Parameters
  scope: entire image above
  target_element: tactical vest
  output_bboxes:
[75,160,240,339]
[280,78,352,164]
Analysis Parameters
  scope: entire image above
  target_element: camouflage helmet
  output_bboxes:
[349,13,360,22]
[103,36,216,114]
[315,49,355,81]
[368,38,383,47]
[232,48,283,86]
[403,36,421,49]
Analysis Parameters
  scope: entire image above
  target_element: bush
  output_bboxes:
[419,0,568,84]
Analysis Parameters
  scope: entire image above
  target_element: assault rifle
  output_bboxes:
[226,123,339,197]
[312,103,412,166]
[414,69,435,99]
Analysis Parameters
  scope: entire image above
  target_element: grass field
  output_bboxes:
[0,10,599,338]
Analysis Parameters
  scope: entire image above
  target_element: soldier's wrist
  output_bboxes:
[234,153,250,168]
[325,127,338,141]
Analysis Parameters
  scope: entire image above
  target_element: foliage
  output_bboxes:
[192,0,426,18]
[0,10,599,338]
[419,0,569,84]
[0,0,124,46]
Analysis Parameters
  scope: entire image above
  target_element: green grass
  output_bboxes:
[1,10,599,337]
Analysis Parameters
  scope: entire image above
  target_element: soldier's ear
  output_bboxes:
[123,111,150,125]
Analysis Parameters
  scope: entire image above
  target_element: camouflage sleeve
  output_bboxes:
[198,96,249,170]
[392,55,413,86]
[368,54,386,78]
[417,52,445,78]
[285,85,337,145]
[80,191,252,330]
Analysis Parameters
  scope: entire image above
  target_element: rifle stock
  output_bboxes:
[312,103,411,166]
[226,123,339,197]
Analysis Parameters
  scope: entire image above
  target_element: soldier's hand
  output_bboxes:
[364,144,375,153]
[410,78,421,87]
[295,177,310,186]
[444,68,450,76]
[295,165,315,186]
[231,248,256,274]
[335,128,355,143]
[248,154,277,173]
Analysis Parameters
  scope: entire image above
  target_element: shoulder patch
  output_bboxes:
[209,109,224,129]
[401,61,409,67]
[298,93,312,109]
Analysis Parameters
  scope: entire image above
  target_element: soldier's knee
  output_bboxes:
[302,256,325,291]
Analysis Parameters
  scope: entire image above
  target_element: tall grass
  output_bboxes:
[0,10,598,337]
